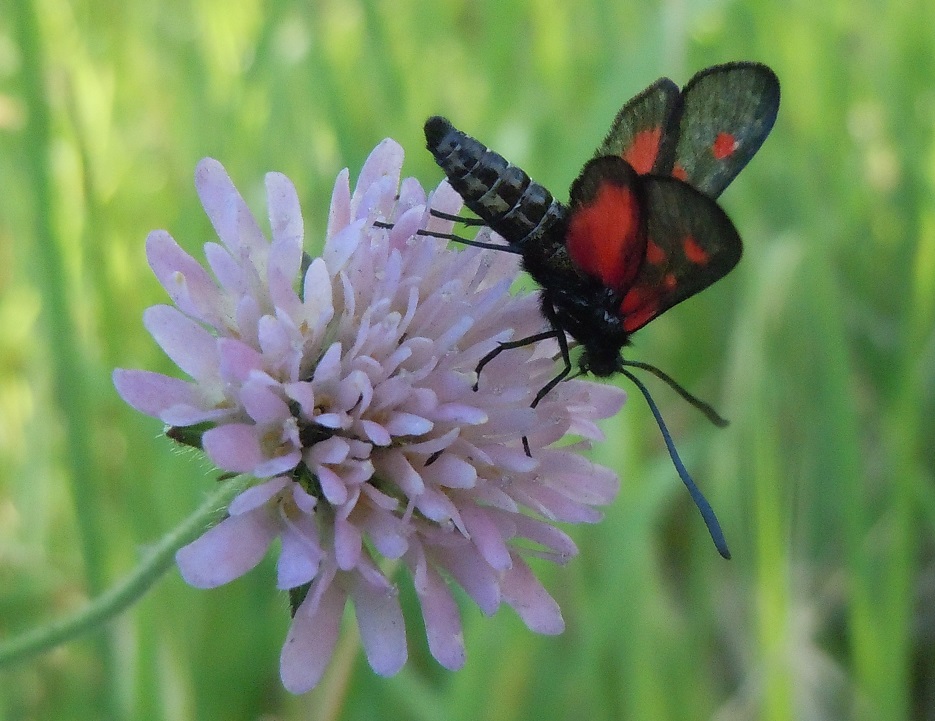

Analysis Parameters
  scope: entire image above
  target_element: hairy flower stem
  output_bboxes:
[0,474,253,668]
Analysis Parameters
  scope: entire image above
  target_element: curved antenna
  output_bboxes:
[621,368,731,559]
[621,359,728,427]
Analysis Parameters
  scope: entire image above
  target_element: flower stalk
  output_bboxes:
[0,473,253,668]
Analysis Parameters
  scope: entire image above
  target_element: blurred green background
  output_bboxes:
[2,0,933,719]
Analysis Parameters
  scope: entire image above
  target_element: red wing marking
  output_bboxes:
[663,273,677,290]
[672,164,689,181]
[712,132,738,160]
[646,239,666,264]
[623,128,663,175]
[683,235,710,265]
[566,182,642,289]
[619,286,660,332]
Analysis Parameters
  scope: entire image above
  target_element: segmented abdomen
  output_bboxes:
[424,116,566,248]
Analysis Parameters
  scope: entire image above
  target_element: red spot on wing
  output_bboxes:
[623,128,663,174]
[567,182,643,289]
[712,132,738,160]
[646,239,666,265]
[663,273,677,290]
[683,235,710,265]
[672,164,689,181]
[619,286,660,332]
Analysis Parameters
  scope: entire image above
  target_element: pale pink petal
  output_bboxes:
[460,505,512,571]
[203,424,263,473]
[112,369,201,420]
[280,574,347,694]
[309,436,349,465]
[414,488,461,526]
[160,404,229,427]
[350,574,407,677]
[360,419,391,446]
[217,338,264,384]
[257,314,292,360]
[228,476,290,515]
[425,453,477,489]
[265,171,303,272]
[431,543,500,616]
[324,218,366,275]
[411,549,465,670]
[364,511,409,558]
[505,512,578,561]
[433,402,488,425]
[195,158,266,259]
[351,139,403,219]
[386,204,427,252]
[145,231,227,327]
[278,514,322,589]
[315,465,348,506]
[396,176,426,215]
[500,553,564,635]
[575,380,627,418]
[300,258,334,331]
[376,451,424,497]
[291,484,317,513]
[254,450,302,479]
[176,509,277,588]
[240,380,290,424]
[511,482,603,524]
[143,305,219,382]
[204,242,245,297]
[334,515,362,570]
[326,168,351,243]
[384,411,433,436]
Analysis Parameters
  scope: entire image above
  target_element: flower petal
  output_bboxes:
[176,509,277,588]
[145,230,228,328]
[350,574,407,677]
[203,424,263,473]
[500,553,564,635]
[143,305,219,383]
[411,549,465,670]
[195,158,267,261]
[278,513,322,589]
[280,572,347,694]
[228,476,290,515]
[112,369,202,421]
[460,505,512,571]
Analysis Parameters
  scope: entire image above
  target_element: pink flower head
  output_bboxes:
[114,140,625,693]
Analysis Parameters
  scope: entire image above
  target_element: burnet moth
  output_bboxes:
[422,62,780,558]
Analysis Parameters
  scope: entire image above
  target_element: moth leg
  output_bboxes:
[416,228,521,254]
[474,328,562,391]
[519,303,573,457]
[531,309,571,408]
[429,208,486,226]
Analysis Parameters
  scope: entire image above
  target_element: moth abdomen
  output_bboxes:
[425,116,565,248]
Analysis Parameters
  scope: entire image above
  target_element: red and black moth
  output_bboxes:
[422,62,780,558]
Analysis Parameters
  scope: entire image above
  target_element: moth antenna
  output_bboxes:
[620,368,731,559]
[621,360,729,428]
